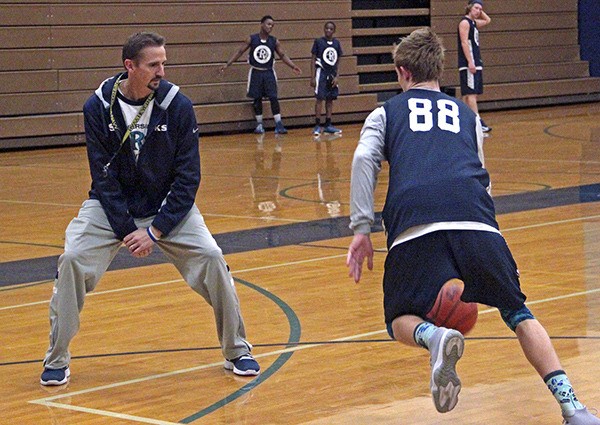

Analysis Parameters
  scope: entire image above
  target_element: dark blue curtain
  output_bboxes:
[579,0,600,76]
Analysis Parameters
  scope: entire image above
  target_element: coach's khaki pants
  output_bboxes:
[43,200,251,369]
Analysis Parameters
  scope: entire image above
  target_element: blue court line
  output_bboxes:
[279,181,349,204]
[2,182,600,287]
[544,122,589,142]
[178,276,301,423]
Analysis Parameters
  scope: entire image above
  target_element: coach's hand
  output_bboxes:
[124,228,155,258]
[346,233,374,283]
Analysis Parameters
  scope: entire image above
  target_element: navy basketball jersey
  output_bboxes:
[381,89,497,248]
[248,33,277,70]
[457,17,482,69]
[311,37,342,75]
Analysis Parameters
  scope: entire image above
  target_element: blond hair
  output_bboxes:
[392,28,445,83]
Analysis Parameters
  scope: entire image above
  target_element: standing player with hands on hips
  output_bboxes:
[40,32,260,387]
[346,28,600,424]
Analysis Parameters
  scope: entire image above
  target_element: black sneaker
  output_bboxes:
[40,366,70,386]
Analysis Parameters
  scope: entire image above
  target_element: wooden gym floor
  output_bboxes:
[2,102,600,424]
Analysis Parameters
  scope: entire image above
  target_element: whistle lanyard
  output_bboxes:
[104,75,155,174]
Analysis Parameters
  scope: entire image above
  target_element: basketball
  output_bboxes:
[425,280,478,334]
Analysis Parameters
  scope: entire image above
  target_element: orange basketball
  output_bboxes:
[425,280,478,334]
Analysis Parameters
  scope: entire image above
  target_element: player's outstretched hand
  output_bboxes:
[346,233,374,283]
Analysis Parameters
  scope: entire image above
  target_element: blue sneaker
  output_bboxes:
[323,125,342,134]
[313,125,322,136]
[254,123,265,134]
[40,366,70,386]
[274,122,288,134]
[224,354,260,376]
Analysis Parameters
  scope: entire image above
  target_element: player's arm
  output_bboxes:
[220,36,251,72]
[333,53,341,87]
[474,10,491,28]
[474,119,492,195]
[333,40,343,87]
[310,39,318,87]
[458,20,476,74]
[275,40,302,75]
[310,53,317,87]
[347,107,386,283]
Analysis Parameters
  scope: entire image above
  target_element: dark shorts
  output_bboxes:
[315,68,339,100]
[382,230,526,325]
[247,68,278,99]
[460,69,483,95]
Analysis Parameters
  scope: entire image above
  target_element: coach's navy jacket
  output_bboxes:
[83,72,200,240]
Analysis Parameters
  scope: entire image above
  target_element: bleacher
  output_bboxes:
[353,0,600,107]
[1,0,599,150]
[0,0,377,149]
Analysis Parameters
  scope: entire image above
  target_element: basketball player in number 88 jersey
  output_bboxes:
[346,28,600,425]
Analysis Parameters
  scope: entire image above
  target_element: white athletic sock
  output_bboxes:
[274,114,282,123]
[414,321,438,349]
[545,371,584,415]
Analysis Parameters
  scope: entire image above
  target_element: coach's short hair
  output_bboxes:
[261,15,274,23]
[392,28,445,83]
[122,32,165,64]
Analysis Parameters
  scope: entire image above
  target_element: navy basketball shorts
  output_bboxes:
[382,229,526,326]
[247,68,278,99]
[460,69,484,95]
[315,68,339,100]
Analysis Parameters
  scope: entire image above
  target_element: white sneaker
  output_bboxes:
[428,328,464,413]
[563,408,600,425]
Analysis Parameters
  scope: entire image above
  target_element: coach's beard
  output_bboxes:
[148,78,161,90]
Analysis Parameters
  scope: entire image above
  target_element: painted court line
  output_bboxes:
[1,255,349,312]
[28,283,600,423]
[17,212,600,422]
[0,199,305,223]
[5,212,600,312]
[25,329,428,423]
[32,402,181,425]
